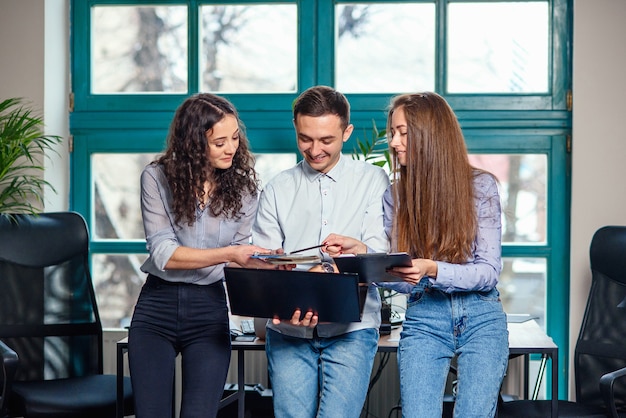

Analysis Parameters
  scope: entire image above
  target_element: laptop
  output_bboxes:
[224,267,362,323]
[333,252,412,283]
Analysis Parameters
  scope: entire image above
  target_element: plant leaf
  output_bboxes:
[0,97,62,214]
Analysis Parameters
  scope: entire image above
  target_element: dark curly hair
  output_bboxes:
[156,93,259,226]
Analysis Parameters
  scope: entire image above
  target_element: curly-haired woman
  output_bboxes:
[128,93,271,418]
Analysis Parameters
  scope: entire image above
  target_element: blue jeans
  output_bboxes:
[128,275,231,418]
[266,327,378,418]
[398,284,509,418]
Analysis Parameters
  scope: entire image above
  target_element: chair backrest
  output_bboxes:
[574,225,626,408]
[0,212,103,381]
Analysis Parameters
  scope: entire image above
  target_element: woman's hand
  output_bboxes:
[229,245,274,269]
[322,233,367,257]
[386,258,438,285]
[230,246,296,270]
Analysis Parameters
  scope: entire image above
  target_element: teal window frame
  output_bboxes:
[70,0,572,398]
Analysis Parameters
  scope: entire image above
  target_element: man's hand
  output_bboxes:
[272,309,318,328]
[322,233,367,256]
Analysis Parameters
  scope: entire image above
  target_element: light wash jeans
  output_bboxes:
[266,327,378,418]
[398,281,509,418]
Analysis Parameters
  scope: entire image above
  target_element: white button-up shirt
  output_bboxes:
[252,154,390,338]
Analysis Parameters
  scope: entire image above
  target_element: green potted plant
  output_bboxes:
[351,119,391,172]
[0,98,62,219]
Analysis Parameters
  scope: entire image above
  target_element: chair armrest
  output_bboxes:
[0,340,19,417]
[600,366,626,418]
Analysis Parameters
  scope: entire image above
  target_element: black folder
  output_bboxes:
[333,252,412,283]
[224,267,362,322]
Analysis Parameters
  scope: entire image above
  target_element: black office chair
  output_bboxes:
[0,212,134,418]
[498,225,626,418]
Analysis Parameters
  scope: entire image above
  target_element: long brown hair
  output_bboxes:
[388,92,484,263]
[157,93,258,226]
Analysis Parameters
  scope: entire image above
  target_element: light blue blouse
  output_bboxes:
[139,163,258,285]
[382,172,503,294]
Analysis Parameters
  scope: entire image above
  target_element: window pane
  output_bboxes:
[500,257,546,328]
[92,153,157,240]
[448,2,549,93]
[335,3,435,93]
[469,154,547,244]
[93,152,296,240]
[92,5,188,94]
[93,254,148,328]
[254,153,298,186]
[200,5,297,93]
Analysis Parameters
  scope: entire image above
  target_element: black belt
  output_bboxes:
[146,274,182,286]
[146,273,220,288]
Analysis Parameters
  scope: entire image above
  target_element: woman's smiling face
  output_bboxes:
[389,106,408,166]
[205,114,239,170]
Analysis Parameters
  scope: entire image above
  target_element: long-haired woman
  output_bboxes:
[324,92,508,417]
[385,92,508,417]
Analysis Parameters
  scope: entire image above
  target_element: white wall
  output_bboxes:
[44,0,71,211]
[0,0,69,212]
[570,0,626,397]
[2,0,626,400]
[0,1,44,104]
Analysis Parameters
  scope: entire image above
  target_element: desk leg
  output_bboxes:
[551,350,558,418]
[238,350,245,418]
[116,343,125,418]
[523,354,529,399]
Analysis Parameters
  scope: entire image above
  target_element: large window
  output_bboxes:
[71,0,572,397]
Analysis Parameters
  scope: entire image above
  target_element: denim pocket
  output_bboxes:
[407,291,426,307]
[406,277,432,307]
[477,287,501,302]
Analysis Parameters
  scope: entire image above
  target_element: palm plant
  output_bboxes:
[351,119,391,173]
[0,98,62,218]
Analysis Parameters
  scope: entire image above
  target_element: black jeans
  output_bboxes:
[129,275,231,418]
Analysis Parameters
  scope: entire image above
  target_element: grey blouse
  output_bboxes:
[139,163,258,285]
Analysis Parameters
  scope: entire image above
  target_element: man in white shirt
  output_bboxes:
[252,85,390,418]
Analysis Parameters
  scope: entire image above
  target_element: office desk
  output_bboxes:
[507,319,559,418]
[117,320,558,418]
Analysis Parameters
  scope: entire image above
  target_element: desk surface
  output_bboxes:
[118,318,557,352]
[507,319,558,354]
[230,318,557,354]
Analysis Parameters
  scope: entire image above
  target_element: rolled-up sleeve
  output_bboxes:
[140,166,179,271]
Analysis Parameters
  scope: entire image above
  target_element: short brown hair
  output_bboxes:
[293,85,350,131]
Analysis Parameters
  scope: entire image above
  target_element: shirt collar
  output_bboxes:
[301,153,346,183]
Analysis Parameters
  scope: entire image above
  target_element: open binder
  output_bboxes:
[224,267,362,322]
